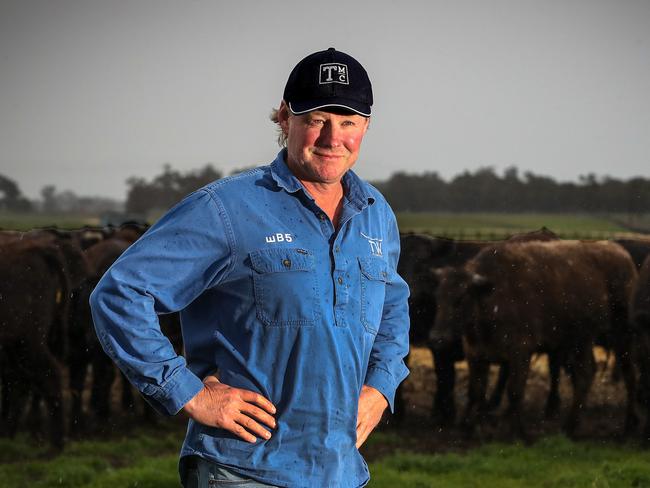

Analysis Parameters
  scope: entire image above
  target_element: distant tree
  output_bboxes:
[37,184,123,214]
[0,173,32,212]
[376,165,650,216]
[125,163,223,214]
[41,185,57,210]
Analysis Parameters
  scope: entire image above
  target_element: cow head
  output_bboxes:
[429,267,493,351]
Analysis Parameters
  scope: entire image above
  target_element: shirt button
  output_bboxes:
[337,276,343,285]
[335,246,340,253]
[282,259,291,268]
[319,214,327,221]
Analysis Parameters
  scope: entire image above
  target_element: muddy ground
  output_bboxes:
[366,346,647,460]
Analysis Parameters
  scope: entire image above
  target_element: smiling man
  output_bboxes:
[90,47,410,487]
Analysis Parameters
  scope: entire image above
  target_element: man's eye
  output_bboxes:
[342,120,356,127]
[309,119,325,126]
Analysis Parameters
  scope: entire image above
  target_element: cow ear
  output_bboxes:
[469,273,492,294]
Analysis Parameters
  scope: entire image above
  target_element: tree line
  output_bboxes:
[371,167,650,214]
[2,164,650,217]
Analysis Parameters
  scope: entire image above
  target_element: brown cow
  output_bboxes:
[431,240,637,440]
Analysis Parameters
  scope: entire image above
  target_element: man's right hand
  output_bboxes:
[182,375,277,443]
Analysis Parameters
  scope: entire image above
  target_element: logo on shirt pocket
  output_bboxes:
[249,248,318,327]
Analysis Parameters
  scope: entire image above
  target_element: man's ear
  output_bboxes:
[278,100,290,134]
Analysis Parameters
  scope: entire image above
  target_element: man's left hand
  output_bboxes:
[356,385,388,448]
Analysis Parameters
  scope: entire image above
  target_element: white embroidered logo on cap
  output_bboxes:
[319,63,349,85]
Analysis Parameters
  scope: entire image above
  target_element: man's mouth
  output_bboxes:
[313,151,344,160]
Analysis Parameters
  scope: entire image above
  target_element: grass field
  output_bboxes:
[395,212,645,240]
[0,212,98,231]
[2,425,649,487]
[3,211,647,240]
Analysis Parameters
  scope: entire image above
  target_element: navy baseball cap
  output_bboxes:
[283,47,373,117]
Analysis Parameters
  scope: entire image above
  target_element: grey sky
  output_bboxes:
[1,0,649,200]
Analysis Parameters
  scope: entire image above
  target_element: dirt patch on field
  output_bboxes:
[362,346,645,461]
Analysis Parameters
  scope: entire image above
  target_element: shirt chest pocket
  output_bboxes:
[249,248,318,327]
[358,256,389,334]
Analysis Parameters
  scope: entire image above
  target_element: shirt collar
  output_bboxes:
[269,149,376,210]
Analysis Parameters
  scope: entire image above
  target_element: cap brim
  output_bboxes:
[288,99,371,117]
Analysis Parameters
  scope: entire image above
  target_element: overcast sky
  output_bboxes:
[1,0,649,200]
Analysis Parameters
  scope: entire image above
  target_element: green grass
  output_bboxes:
[0,426,183,488]
[368,435,650,488]
[2,211,648,240]
[395,212,645,240]
[0,212,98,231]
[2,429,650,487]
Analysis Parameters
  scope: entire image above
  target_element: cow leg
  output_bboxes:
[68,357,88,435]
[616,348,639,435]
[462,358,489,436]
[545,352,562,419]
[563,346,595,437]
[0,359,30,438]
[90,354,115,424]
[27,346,66,449]
[486,362,509,411]
[505,355,531,441]
[432,346,458,426]
[121,370,137,413]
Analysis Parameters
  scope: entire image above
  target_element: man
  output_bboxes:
[90,47,410,487]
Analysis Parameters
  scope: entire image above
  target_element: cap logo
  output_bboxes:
[319,63,349,85]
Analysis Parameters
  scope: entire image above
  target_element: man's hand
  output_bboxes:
[182,375,276,443]
[356,385,388,448]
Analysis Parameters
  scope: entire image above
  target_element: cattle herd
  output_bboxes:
[0,223,182,449]
[398,228,650,443]
[1,224,650,450]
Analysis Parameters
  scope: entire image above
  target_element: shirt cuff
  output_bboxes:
[364,367,398,413]
[142,367,204,416]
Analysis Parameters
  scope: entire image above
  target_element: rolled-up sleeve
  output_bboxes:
[364,207,410,412]
[90,189,234,415]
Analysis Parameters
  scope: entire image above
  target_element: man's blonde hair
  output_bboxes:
[269,107,288,147]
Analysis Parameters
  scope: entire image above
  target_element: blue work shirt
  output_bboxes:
[90,150,410,487]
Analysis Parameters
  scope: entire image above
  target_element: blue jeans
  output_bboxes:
[181,455,279,487]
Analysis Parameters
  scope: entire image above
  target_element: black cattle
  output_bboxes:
[0,237,88,448]
[396,227,558,425]
[69,228,181,432]
[431,240,638,440]
[632,254,650,442]
[614,237,650,270]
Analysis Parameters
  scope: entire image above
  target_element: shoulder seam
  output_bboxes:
[200,188,237,283]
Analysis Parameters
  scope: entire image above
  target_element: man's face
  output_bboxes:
[279,102,370,185]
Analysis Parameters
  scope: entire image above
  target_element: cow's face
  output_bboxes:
[429,267,492,350]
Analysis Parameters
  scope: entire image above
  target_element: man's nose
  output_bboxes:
[317,122,341,148]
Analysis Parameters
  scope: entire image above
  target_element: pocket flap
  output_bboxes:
[250,248,314,274]
[358,256,389,282]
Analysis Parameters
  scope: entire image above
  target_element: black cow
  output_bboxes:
[0,236,88,448]
[632,254,650,442]
[614,238,650,270]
